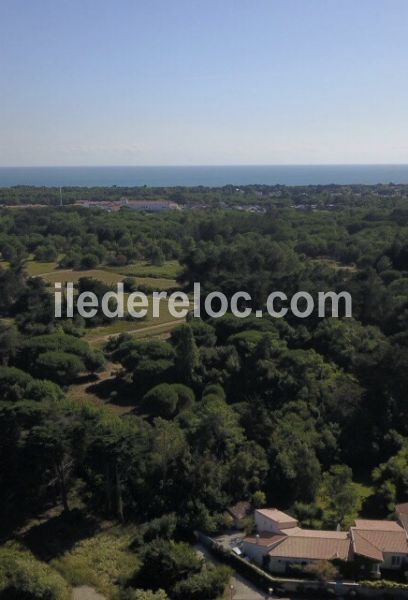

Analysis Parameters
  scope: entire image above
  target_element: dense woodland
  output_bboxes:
[1,188,408,598]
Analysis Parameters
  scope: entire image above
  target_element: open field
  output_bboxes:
[42,269,124,285]
[19,259,185,350]
[34,267,177,290]
[84,293,189,342]
[24,259,61,276]
[106,259,182,279]
[29,263,178,290]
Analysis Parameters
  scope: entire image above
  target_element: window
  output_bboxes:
[391,556,401,566]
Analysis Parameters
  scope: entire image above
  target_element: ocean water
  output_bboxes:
[1,165,408,187]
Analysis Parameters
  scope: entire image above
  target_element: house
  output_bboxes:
[351,519,408,574]
[243,508,408,577]
[267,529,351,574]
[121,199,180,212]
[244,510,350,574]
[254,508,298,534]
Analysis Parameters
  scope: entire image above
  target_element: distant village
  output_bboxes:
[75,198,181,213]
[75,196,268,214]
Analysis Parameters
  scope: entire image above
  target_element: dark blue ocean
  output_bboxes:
[1,165,408,187]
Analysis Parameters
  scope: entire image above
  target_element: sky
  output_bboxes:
[0,0,408,166]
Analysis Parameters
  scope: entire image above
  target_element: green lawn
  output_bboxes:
[84,293,188,342]
[42,269,124,285]
[106,259,182,279]
[31,265,178,290]
[26,260,60,276]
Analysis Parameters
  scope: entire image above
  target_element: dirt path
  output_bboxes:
[88,318,179,344]
[72,586,105,600]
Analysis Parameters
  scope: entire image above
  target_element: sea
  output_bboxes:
[1,165,408,187]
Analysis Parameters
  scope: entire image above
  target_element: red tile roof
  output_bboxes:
[244,533,286,548]
[396,504,408,532]
[268,535,351,561]
[351,530,384,562]
[354,519,403,531]
[281,527,349,539]
[351,520,408,562]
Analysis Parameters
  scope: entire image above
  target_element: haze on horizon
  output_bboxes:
[1,0,407,167]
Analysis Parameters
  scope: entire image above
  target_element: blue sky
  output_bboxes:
[1,0,407,166]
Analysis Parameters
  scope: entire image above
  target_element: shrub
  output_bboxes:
[303,560,338,581]
[0,545,70,600]
[142,384,179,418]
[52,532,138,599]
[142,514,178,543]
[172,565,231,600]
[136,539,202,593]
[34,351,85,385]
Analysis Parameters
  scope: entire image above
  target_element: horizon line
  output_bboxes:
[1,163,408,169]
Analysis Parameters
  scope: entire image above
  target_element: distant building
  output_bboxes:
[121,199,180,212]
[76,199,180,212]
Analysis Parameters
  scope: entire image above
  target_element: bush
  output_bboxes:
[360,579,408,590]
[202,383,225,400]
[0,545,70,600]
[142,384,179,418]
[126,589,168,599]
[142,514,178,544]
[172,383,195,411]
[136,539,202,593]
[303,560,338,581]
[80,254,99,269]
[172,565,231,600]
[34,352,85,385]
[0,366,64,402]
[52,532,138,599]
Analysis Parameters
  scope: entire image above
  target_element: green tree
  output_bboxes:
[172,565,231,600]
[0,546,70,599]
[136,539,202,593]
[173,324,201,385]
[320,465,362,527]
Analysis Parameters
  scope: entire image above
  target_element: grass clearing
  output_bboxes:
[41,268,178,290]
[51,529,139,599]
[309,257,358,272]
[106,259,182,279]
[135,276,178,289]
[25,260,60,276]
[42,269,125,285]
[84,293,188,342]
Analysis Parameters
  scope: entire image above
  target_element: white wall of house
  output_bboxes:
[255,513,281,533]
[381,552,408,570]
[242,541,269,566]
[268,556,317,574]
[254,510,297,533]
